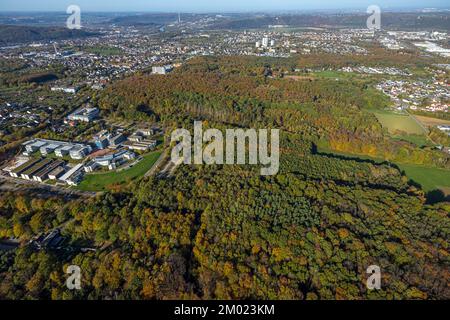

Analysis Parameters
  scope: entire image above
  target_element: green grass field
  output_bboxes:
[373,111,426,135]
[398,163,450,193]
[77,151,162,192]
[313,70,357,80]
[392,134,433,147]
[318,146,450,194]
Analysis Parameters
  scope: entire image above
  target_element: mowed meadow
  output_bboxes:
[373,110,426,135]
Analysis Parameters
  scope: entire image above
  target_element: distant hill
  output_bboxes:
[110,13,177,26]
[109,13,200,26]
[209,13,450,31]
[0,25,97,46]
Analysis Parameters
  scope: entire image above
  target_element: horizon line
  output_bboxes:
[1,5,450,14]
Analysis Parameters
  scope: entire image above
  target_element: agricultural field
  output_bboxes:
[77,151,162,192]
[398,163,450,194]
[414,115,450,127]
[373,110,427,135]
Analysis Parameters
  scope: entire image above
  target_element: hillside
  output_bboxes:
[0,25,97,45]
[209,12,450,31]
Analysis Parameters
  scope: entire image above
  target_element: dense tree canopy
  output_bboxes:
[0,56,448,300]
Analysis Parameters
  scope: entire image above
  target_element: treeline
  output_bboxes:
[0,25,97,46]
[0,64,65,87]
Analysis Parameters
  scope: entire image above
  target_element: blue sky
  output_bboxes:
[0,0,448,12]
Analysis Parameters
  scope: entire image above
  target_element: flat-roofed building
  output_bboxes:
[40,143,59,156]
[109,134,126,148]
[93,131,111,150]
[67,107,99,122]
[135,128,155,136]
[124,152,136,160]
[32,229,65,250]
[60,164,84,186]
[22,139,92,160]
[67,171,84,186]
[1,156,28,175]
[20,158,52,180]
[48,166,66,180]
[7,158,41,178]
[124,139,157,152]
[51,87,78,94]
[84,161,99,173]
[33,160,65,182]
[152,65,173,75]
[128,135,144,143]
[55,145,74,157]
[70,145,92,160]
[86,149,136,172]
[25,140,47,154]
[95,154,114,167]
[437,125,450,135]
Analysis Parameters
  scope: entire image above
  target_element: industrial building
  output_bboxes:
[152,65,173,75]
[67,106,99,122]
[60,164,84,186]
[40,143,60,156]
[23,139,92,160]
[124,139,157,151]
[5,157,42,178]
[108,134,127,148]
[23,140,47,154]
[55,145,74,157]
[69,145,93,160]
[33,160,65,182]
[21,159,53,180]
[84,149,136,172]
[3,157,67,183]
[123,128,158,151]
[51,86,78,94]
[93,130,111,149]
[48,166,66,180]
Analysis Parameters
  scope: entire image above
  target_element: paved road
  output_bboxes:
[157,159,179,178]
[144,149,169,177]
[405,110,438,145]
[0,174,97,198]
